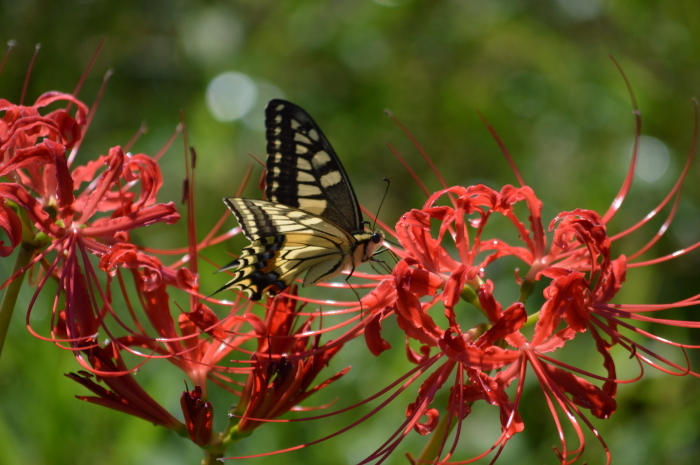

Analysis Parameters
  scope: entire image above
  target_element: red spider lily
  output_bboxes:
[1,52,360,464]
[230,288,349,436]
[5,43,700,465]
[356,102,700,464]
[2,142,180,348]
[0,91,88,257]
[1,54,223,459]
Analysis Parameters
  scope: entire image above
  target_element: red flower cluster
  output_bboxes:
[357,107,700,463]
[0,55,356,464]
[3,48,700,465]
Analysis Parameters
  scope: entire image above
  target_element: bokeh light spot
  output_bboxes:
[242,82,285,132]
[373,0,409,6]
[206,72,258,122]
[181,8,244,65]
[635,136,670,183]
[555,0,602,21]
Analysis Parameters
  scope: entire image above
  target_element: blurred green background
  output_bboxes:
[2,0,700,464]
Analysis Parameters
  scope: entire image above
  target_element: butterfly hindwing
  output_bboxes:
[265,99,363,233]
[219,198,355,300]
[226,198,351,240]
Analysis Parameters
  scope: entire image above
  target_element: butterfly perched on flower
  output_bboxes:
[218,99,384,300]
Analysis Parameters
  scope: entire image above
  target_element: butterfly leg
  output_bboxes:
[343,267,365,317]
[369,257,393,275]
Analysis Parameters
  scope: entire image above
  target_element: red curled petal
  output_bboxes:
[393,262,443,346]
[593,255,627,303]
[82,202,180,237]
[0,202,22,257]
[405,266,442,297]
[361,278,397,313]
[477,302,527,348]
[99,243,166,291]
[122,154,163,209]
[477,280,503,322]
[71,153,111,186]
[183,304,226,340]
[0,183,64,238]
[44,109,84,150]
[0,139,55,175]
[414,408,439,435]
[4,138,75,218]
[590,326,618,399]
[75,146,125,224]
[439,330,520,371]
[175,267,198,293]
[399,208,432,229]
[49,139,75,216]
[33,91,89,119]
[443,264,469,326]
[541,363,617,419]
[534,268,589,346]
[365,311,392,356]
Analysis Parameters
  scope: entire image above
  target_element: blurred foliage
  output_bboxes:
[1,0,700,464]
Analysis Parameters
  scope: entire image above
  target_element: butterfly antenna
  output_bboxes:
[371,178,391,230]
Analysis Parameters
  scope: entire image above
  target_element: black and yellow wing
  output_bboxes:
[264,99,363,233]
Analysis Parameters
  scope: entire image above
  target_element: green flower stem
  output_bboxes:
[519,278,536,303]
[216,421,252,449]
[201,450,224,465]
[197,418,253,464]
[0,243,35,358]
[524,310,540,326]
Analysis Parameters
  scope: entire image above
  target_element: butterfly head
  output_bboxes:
[361,229,385,262]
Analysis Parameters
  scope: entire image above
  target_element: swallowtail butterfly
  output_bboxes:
[219,99,384,300]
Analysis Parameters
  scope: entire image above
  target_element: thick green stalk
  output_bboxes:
[201,450,224,465]
[0,244,35,358]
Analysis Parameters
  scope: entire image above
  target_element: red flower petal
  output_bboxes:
[533,268,589,346]
[365,311,392,356]
[540,363,617,419]
[183,304,227,340]
[0,201,22,257]
[181,385,213,446]
[477,302,527,348]
[82,202,180,237]
[0,183,65,238]
[439,330,519,371]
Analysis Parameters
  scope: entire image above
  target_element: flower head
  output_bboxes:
[358,102,700,464]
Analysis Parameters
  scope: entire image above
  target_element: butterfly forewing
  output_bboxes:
[265,99,363,233]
